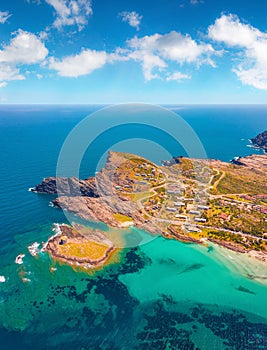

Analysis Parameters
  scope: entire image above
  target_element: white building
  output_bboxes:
[166,207,176,212]
[194,218,207,222]
[189,210,200,215]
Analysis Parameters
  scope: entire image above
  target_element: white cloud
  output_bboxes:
[208,14,267,89]
[0,64,25,83]
[127,31,216,80]
[119,11,142,30]
[208,14,263,47]
[45,0,93,30]
[0,82,7,88]
[166,71,191,82]
[49,49,107,77]
[130,50,167,80]
[0,30,48,86]
[39,31,49,40]
[108,48,131,63]
[0,11,11,24]
[45,29,216,82]
[0,29,48,64]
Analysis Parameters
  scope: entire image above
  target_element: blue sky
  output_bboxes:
[0,0,267,104]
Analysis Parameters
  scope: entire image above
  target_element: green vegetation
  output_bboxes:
[57,240,109,260]
[133,191,153,202]
[210,171,223,187]
[216,172,267,195]
[205,199,267,238]
[203,229,266,251]
[109,152,267,253]
[113,213,133,223]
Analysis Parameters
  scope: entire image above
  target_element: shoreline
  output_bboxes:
[205,242,267,285]
[165,224,267,263]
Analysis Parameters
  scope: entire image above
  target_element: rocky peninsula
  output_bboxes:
[32,150,267,265]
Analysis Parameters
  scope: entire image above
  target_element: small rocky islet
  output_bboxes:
[42,223,117,269]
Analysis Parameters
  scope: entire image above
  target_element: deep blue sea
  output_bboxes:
[0,105,266,349]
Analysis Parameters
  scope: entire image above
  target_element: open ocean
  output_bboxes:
[0,104,266,349]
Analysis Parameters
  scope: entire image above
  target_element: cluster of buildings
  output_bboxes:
[165,201,209,223]
[135,163,163,184]
[217,197,267,215]
[114,162,163,192]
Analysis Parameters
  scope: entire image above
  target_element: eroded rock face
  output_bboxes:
[251,130,267,152]
[34,177,57,194]
[167,225,202,244]
[52,195,146,229]
[238,154,267,171]
[33,176,98,197]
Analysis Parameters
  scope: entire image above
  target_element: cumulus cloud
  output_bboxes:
[45,0,92,30]
[0,64,25,84]
[0,11,11,24]
[49,49,107,77]
[208,14,267,89]
[127,31,216,81]
[166,71,191,82]
[0,30,48,86]
[119,11,142,30]
[46,30,217,82]
[130,50,166,80]
[0,29,48,64]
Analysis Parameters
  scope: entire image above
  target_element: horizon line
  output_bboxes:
[1,103,267,106]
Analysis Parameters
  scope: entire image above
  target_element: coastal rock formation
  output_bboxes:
[52,195,153,230]
[32,151,267,261]
[230,157,247,166]
[161,157,181,167]
[251,130,267,152]
[44,224,116,269]
[32,176,98,197]
[167,225,202,244]
[231,154,267,170]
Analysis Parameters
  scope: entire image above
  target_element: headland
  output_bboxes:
[32,149,267,267]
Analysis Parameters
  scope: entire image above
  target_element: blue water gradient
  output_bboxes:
[0,105,266,349]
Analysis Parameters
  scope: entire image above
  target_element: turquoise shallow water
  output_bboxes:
[0,105,266,349]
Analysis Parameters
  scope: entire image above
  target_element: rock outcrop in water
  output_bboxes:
[44,224,116,269]
[32,176,98,197]
[251,130,267,152]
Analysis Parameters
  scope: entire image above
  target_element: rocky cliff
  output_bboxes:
[32,176,98,197]
[32,151,161,233]
[251,130,267,152]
